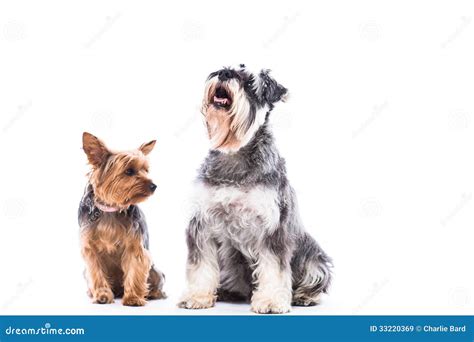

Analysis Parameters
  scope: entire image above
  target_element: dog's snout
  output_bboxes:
[218,69,233,81]
[149,183,157,192]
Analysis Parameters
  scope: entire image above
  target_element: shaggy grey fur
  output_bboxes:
[184,66,332,309]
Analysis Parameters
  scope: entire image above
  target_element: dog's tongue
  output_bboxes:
[214,96,229,105]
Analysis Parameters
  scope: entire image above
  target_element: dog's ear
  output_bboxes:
[82,132,111,167]
[259,69,288,105]
[139,140,156,155]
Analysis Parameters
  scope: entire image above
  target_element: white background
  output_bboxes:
[0,0,473,315]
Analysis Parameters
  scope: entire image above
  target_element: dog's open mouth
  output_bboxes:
[213,86,231,108]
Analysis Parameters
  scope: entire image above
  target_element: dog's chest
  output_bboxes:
[194,182,280,240]
[93,215,132,254]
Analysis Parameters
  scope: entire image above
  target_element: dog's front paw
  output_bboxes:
[122,295,146,307]
[178,293,216,309]
[251,297,291,314]
[92,288,114,304]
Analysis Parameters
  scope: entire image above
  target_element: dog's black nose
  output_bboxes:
[218,69,233,81]
[149,183,157,192]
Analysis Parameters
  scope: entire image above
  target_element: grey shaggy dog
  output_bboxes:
[178,65,332,314]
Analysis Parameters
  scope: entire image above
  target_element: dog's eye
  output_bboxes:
[125,168,136,176]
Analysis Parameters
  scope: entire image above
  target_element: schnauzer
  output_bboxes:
[78,132,165,306]
[178,65,332,314]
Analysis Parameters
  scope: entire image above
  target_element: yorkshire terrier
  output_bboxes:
[78,132,165,306]
[179,65,332,314]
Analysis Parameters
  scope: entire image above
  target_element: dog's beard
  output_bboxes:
[202,78,261,153]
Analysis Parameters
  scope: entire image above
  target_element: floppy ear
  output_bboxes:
[139,140,156,155]
[82,132,111,167]
[259,69,288,105]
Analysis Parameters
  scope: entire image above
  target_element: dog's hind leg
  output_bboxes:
[291,233,332,306]
[147,266,166,300]
[216,243,252,303]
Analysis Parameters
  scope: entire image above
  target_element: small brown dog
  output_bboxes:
[78,132,165,306]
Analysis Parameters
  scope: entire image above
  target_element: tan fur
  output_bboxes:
[204,106,241,150]
[81,228,115,304]
[81,214,158,306]
[80,132,165,306]
[201,79,251,151]
[121,235,152,306]
[88,152,152,209]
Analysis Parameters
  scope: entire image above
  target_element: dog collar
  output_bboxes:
[95,201,120,213]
